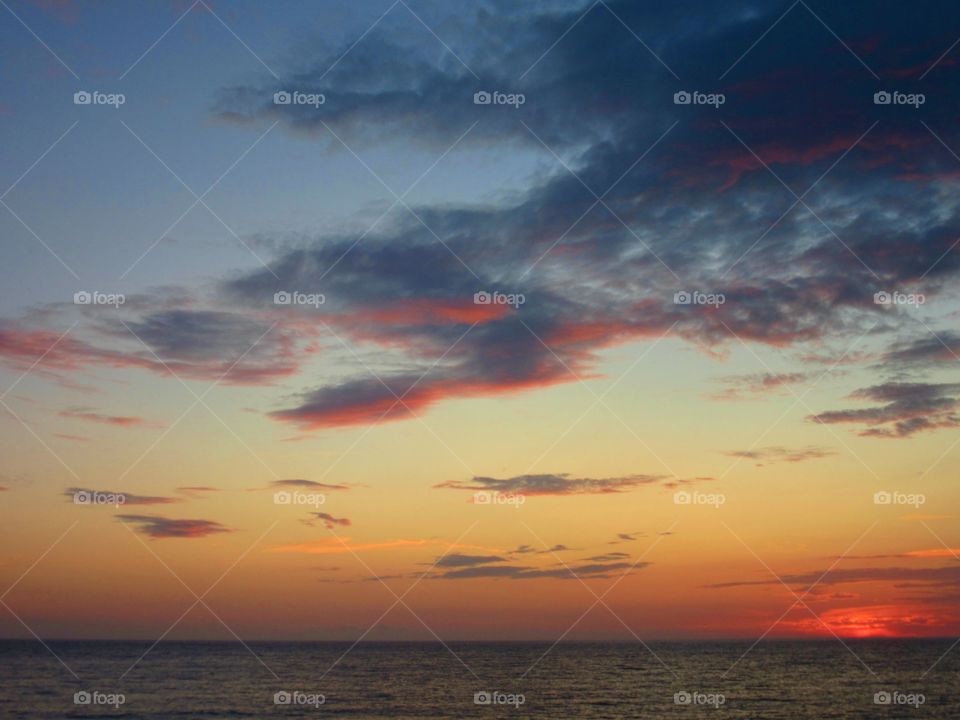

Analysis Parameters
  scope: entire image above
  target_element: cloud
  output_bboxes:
[119,310,304,384]
[707,565,960,590]
[711,372,811,400]
[304,512,351,529]
[177,486,221,497]
[59,408,153,428]
[508,544,570,555]
[269,479,350,491]
[882,332,960,368]
[199,1,960,432]
[65,487,179,505]
[433,560,648,581]
[435,473,665,496]
[841,548,960,560]
[721,445,837,465]
[270,538,427,555]
[0,309,308,387]
[786,604,958,637]
[434,553,506,568]
[609,532,645,544]
[809,382,960,437]
[118,514,232,539]
[585,552,630,561]
[3,0,960,437]
[0,473,29,490]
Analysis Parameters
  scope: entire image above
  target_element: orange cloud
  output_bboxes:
[270,538,428,555]
[903,548,960,559]
[782,604,957,638]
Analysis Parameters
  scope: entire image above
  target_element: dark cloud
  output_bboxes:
[661,476,715,489]
[207,0,960,431]
[305,512,352,529]
[0,309,307,386]
[585,552,630,562]
[609,532,644,544]
[270,479,350,491]
[708,565,960,590]
[881,332,960,369]
[118,514,232,539]
[3,1,959,433]
[809,382,960,437]
[508,544,569,555]
[435,473,665,496]
[433,553,506,568]
[434,560,648,580]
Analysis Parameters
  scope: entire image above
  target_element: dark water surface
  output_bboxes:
[1,639,957,718]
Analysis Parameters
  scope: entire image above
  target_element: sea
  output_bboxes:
[1,639,958,718]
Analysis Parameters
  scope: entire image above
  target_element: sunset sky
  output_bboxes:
[1,0,959,647]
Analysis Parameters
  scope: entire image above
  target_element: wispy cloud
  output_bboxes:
[268,479,350,491]
[435,473,665,496]
[433,560,648,581]
[609,532,645,545]
[708,565,960,589]
[303,512,351,529]
[434,553,506,567]
[711,372,810,400]
[721,446,837,465]
[177,486,222,498]
[59,408,155,428]
[118,514,232,539]
[270,538,427,555]
[585,552,630,562]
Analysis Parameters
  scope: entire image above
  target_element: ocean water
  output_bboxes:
[1,639,958,718]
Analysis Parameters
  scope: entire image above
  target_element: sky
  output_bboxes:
[0,0,959,647]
